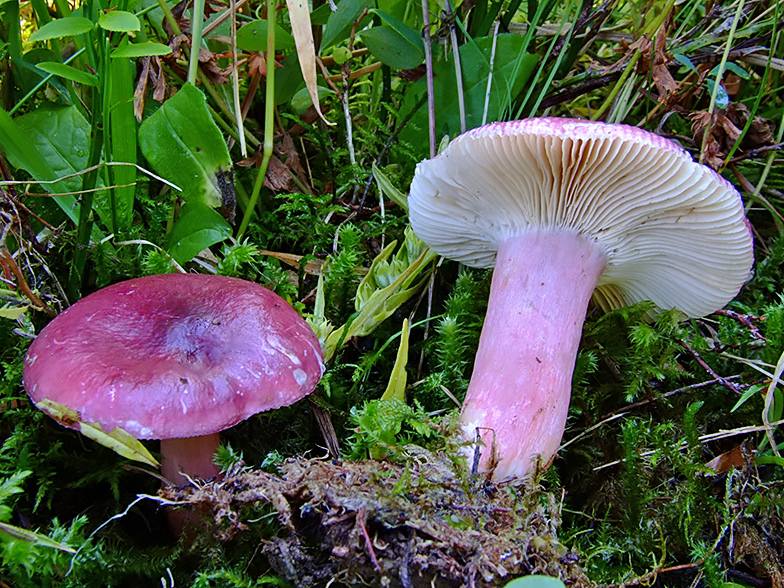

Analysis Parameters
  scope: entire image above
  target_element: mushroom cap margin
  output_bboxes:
[23,274,325,439]
[408,118,754,318]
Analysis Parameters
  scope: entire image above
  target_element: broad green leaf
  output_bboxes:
[399,34,537,154]
[372,163,408,211]
[380,319,409,403]
[321,0,371,51]
[362,9,423,69]
[138,83,233,213]
[290,84,332,113]
[36,61,99,86]
[0,522,77,553]
[165,202,232,264]
[361,26,422,69]
[107,51,137,231]
[111,41,172,58]
[275,52,305,105]
[28,16,93,41]
[0,105,106,231]
[285,0,333,124]
[10,104,114,230]
[98,10,140,32]
[236,19,295,51]
[35,399,160,467]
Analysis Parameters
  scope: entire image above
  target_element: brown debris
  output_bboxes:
[160,449,593,588]
[236,135,309,193]
[691,104,776,169]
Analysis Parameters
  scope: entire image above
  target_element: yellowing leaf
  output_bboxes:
[285,0,334,125]
[35,399,160,467]
[0,306,26,320]
[0,522,77,553]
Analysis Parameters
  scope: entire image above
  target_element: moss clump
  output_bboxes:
[161,448,592,588]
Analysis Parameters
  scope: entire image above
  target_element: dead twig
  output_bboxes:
[712,309,766,340]
[677,339,742,395]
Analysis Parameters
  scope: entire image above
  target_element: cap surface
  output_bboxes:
[409,118,754,318]
[23,274,324,439]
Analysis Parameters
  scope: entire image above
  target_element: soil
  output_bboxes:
[160,446,594,588]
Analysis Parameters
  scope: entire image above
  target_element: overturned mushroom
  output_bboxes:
[409,118,754,480]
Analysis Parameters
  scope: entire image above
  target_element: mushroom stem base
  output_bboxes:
[161,434,222,485]
[460,229,607,480]
[161,434,222,536]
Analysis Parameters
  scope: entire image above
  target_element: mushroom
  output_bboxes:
[408,118,754,481]
[23,273,324,489]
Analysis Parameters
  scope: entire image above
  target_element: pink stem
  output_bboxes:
[460,230,607,480]
[160,433,221,535]
[161,434,222,484]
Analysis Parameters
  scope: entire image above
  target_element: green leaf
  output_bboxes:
[380,319,410,403]
[324,234,435,361]
[0,522,77,553]
[107,52,137,231]
[138,83,234,213]
[0,104,106,231]
[34,399,160,467]
[0,471,30,522]
[362,9,423,69]
[165,201,232,264]
[320,0,371,51]
[399,34,537,154]
[111,42,172,58]
[0,306,27,320]
[35,61,99,86]
[373,163,408,211]
[361,26,422,69]
[28,16,93,41]
[236,19,295,52]
[98,10,140,32]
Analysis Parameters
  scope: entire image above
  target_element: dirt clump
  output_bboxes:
[161,446,593,588]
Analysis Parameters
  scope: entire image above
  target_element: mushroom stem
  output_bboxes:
[460,230,607,480]
[161,434,222,485]
[160,434,222,536]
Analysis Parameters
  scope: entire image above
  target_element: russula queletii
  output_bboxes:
[23,273,324,488]
[408,118,754,481]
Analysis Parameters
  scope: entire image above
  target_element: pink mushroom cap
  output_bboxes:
[23,274,324,441]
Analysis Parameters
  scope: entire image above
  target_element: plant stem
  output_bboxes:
[236,0,275,240]
[188,0,206,84]
[421,0,436,158]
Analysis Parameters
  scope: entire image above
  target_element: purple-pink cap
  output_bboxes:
[23,274,324,439]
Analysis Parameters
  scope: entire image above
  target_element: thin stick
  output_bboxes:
[0,161,181,192]
[236,0,276,239]
[482,19,501,126]
[421,0,436,158]
[446,1,465,133]
[677,340,742,395]
[230,0,247,157]
[594,418,784,472]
